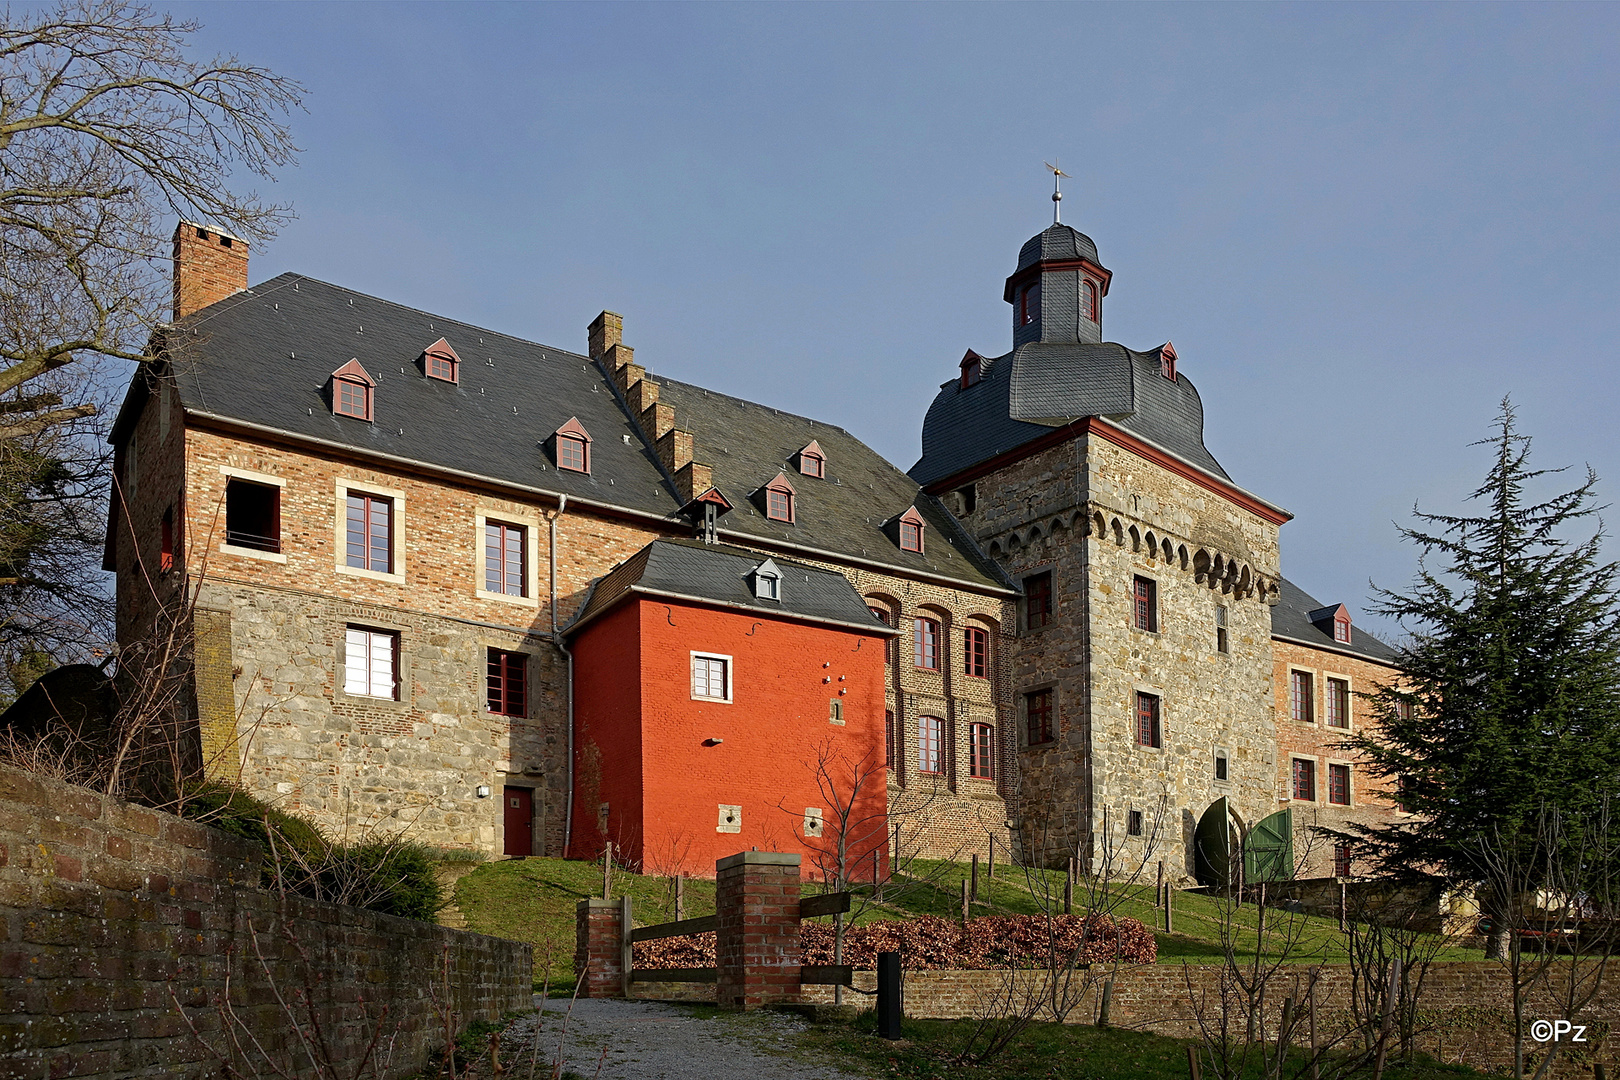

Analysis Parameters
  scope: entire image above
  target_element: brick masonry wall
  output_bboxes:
[714,851,802,1011]
[1272,639,1404,878]
[802,962,1616,1076]
[0,764,531,1080]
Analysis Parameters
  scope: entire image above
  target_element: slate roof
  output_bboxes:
[1271,577,1401,666]
[564,538,898,636]
[1017,224,1100,271]
[910,340,1229,487]
[161,273,676,516]
[657,379,1008,590]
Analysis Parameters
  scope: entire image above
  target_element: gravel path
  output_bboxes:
[471,996,875,1080]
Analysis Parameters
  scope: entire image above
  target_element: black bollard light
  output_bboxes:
[876,951,902,1040]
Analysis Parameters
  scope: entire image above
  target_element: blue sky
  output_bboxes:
[176,2,1620,641]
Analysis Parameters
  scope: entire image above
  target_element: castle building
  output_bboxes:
[104,217,1403,883]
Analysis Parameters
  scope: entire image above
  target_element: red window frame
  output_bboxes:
[1025,688,1054,746]
[1025,571,1053,630]
[969,722,994,779]
[913,617,940,670]
[1292,758,1316,802]
[964,626,989,678]
[799,452,824,478]
[160,508,174,572]
[335,377,371,420]
[885,709,895,767]
[900,520,923,552]
[1290,671,1314,723]
[1325,678,1349,729]
[1135,692,1161,748]
[1328,763,1351,806]
[766,486,794,522]
[557,433,588,473]
[1334,616,1351,643]
[960,358,980,388]
[1081,279,1097,321]
[345,493,393,573]
[426,353,456,382]
[485,522,526,596]
[1333,842,1353,878]
[1132,576,1157,632]
[486,649,527,717]
[918,715,944,775]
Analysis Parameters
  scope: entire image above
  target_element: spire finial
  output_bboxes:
[1045,160,1071,225]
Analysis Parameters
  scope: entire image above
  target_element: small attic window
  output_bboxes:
[423,337,461,383]
[1081,279,1098,322]
[1334,612,1352,644]
[1019,282,1039,326]
[898,507,926,553]
[764,473,797,523]
[751,559,782,601]
[1159,342,1177,382]
[330,359,375,421]
[960,350,982,389]
[554,416,592,473]
[796,440,826,479]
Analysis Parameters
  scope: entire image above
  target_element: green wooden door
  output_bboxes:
[1194,798,1233,887]
[1244,808,1294,883]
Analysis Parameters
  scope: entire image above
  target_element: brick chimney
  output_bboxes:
[173,221,248,320]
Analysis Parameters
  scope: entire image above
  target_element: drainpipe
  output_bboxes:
[548,495,576,856]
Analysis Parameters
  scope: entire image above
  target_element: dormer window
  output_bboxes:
[1081,279,1098,322]
[423,337,460,383]
[330,359,375,421]
[763,473,797,523]
[959,350,982,389]
[1019,283,1039,326]
[1159,342,1177,382]
[1334,613,1352,644]
[796,440,826,479]
[898,506,926,553]
[1309,602,1352,645]
[553,417,592,473]
[750,558,782,601]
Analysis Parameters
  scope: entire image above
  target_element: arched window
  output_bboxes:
[897,506,926,553]
[796,440,826,478]
[963,626,989,678]
[422,337,460,383]
[553,417,592,473]
[1081,279,1098,322]
[918,716,944,775]
[763,474,797,522]
[913,617,940,670]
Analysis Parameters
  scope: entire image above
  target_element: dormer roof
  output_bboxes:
[1272,579,1399,666]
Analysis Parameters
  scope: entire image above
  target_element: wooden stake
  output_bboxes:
[1279,996,1294,1055]
[674,873,684,922]
[1165,882,1173,933]
[1309,979,1319,1080]
[603,842,612,900]
[873,849,881,900]
[1339,883,1347,931]
[971,853,979,901]
[619,893,633,999]
[961,877,970,928]
[1373,957,1400,1080]
[1186,1045,1202,1080]
[1064,875,1072,915]
[988,835,995,878]
[1157,860,1164,908]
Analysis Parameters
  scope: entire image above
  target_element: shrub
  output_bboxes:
[634,913,1157,971]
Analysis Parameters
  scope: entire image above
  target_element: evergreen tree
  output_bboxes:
[1349,401,1620,892]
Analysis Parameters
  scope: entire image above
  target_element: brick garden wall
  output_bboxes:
[0,765,532,1079]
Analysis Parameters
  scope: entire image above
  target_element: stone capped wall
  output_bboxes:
[0,764,531,1080]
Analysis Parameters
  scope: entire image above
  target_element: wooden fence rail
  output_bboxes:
[623,891,854,987]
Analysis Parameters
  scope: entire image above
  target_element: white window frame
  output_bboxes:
[335,479,407,584]
[343,626,399,701]
[474,510,540,607]
[691,651,733,703]
[218,465,289,564]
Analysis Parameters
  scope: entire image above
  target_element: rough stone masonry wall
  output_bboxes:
[0,764,531,1080]
[804,962,1616,1078]
[180,425,663,856]
[959,433,1280,876]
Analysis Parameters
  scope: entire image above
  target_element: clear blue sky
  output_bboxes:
[177,2,1620,641]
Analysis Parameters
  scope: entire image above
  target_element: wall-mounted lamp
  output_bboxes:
[703,737,724,747]
[475,785,491,799]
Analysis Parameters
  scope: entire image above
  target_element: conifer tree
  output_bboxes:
[1348,401,1620,895]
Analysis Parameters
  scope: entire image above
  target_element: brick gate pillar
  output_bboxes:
[575,897,623,997]
[715,850,802,1011]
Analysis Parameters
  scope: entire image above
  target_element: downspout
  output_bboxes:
[548,495,575,855]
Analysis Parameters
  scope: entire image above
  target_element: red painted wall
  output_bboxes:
[568,600,643,860]
[570,594,889,880]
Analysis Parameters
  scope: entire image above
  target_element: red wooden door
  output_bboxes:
[503,786,533,857]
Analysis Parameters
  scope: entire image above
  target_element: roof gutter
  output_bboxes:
[1271,632,1403,671]
[712,527,1016,598]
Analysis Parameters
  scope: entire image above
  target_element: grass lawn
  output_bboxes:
[800,1011,1492,1080]
[451,855,1484,991]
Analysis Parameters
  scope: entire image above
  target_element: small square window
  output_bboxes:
[226,479,281,553]
[900,519,924,552]
[1133,576,1157,632]
[1334,842,1353,878]
[692,653,730,702]
[335,377,371,420]
[1127,810,1144,836]
[800,452,824,478]
[344,627,398,700]
[1135,692,1161,748]
[558,434,588,473]
[1025,688,1054,746]
[487,649,527,716]
[1214,750,1229,782]
[1025,571,1053,631]
[828,699,843,725]
[766,486,794,522]
[1292,758,1316,802]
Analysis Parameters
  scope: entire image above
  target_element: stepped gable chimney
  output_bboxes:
[587,311,713,503]
[173,221,248,320]
[1003,223,1112,347]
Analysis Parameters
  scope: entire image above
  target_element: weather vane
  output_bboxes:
[1044,160,1071,225]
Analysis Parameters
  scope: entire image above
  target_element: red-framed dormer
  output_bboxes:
[422,337,461,383]
[554,416,592,473]
[330,359,375,421]
[795,440,826,479]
